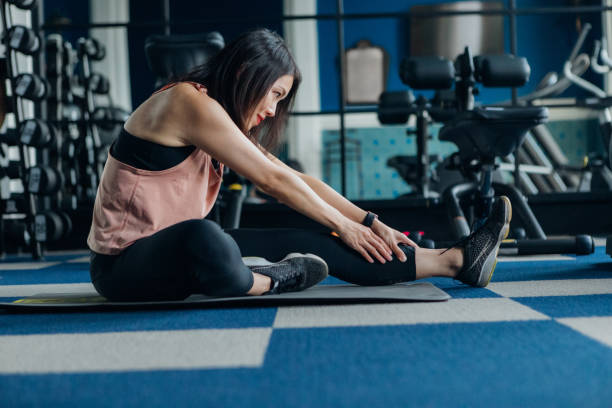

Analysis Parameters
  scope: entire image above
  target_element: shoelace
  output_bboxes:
[440,224,483,256]
[253,262,303,293]
[275,268,302,291]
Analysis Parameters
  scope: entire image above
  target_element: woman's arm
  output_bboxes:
[262,151,368,223]
[177,87,391,262]
[262,150,418,260]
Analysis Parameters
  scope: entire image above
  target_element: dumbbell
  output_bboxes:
[34,210,72,242]
[1,194,27,214]
[4,219,31,246]
[0,161,22,179]
[78,37,106,61]
[93,106,130,130]
[61,141,76,159]
[63,167,77,187]
[6,25,40,55]
[6,0,37,9]
[45,34,64,78]
[60,194,78,211]
[62,103,82,123]
[13,73,48,101]
[86,73,110,94]
[27,165,63,195]
[19,119,56,148]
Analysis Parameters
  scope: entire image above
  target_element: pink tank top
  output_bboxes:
[87,82,224,255]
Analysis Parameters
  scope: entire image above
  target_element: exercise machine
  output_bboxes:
[395,48,594,255]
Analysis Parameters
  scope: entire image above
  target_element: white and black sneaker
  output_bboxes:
[243,253,329,295]
[448,195,512,287]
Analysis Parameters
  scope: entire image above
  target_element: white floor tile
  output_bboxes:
[557,317,612,349]
[67,256,91,263]
[0,262,60,270]
[488,279,612,297]
[497,255,574,262]
[273,298,549,328]
[0,283,94,298]
[0,328,272,373]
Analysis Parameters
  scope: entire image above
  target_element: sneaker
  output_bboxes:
[451,195,512,287]
[243,253,328,294]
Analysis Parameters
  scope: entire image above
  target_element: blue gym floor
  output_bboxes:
[1,243,611,407]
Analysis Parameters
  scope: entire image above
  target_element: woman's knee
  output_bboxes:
[176,219,252,294]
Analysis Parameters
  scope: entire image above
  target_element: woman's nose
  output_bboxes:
[265,105,276,117]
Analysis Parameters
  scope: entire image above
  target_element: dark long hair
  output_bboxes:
[179,29,301,153]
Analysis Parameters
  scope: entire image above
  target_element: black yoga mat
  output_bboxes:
[0,282,449,312]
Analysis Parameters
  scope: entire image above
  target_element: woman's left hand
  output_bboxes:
[371,219,419,262]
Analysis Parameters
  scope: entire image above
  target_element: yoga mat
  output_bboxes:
[0,282,449,312]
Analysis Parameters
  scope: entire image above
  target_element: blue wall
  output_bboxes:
[317,0,603,111]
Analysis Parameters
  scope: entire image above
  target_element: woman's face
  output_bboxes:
[248,74,294,131]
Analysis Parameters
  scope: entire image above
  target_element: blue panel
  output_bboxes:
[514,294,612,318]
[493,259,612,282]
[0,308,277,335]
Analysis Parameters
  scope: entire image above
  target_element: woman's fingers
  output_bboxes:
[363,241,388,264]
[391,242,409,262]
[357,246,375,263]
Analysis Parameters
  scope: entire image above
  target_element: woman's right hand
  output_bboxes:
[336,220,394,264]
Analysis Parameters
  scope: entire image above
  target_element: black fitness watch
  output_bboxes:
[361,211,378,228]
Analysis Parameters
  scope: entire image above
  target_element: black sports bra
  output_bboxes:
[110,127,219,171]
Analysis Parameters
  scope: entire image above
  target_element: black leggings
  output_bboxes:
[90,219,416,301]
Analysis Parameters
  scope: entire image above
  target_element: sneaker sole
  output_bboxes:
[477,196,512,287]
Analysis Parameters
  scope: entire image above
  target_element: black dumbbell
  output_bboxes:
[1,161,22,179]
[45,34,63,77]
[61,141,76,159]
[6,0,37,9]
[62,103,82,122]
[19,119,56,148]
[87,73,110,94]
[27,165,63,195]
[34,210,71,242]
[4,219,31,246]
[13,73,48,101]
[78,37,106,61]
[6,25,40,55]
[1,194,27,214]
[0,129,19,146]
[93,106,130,130]
[60,194,78,211]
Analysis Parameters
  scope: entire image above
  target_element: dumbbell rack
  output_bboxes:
[0,0,70,259]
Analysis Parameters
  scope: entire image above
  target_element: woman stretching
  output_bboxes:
[87,29,511,301]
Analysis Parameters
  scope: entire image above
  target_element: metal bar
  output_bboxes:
[40,6,612,31]
[509,0,521,194]
[162,0,170,35]
[509,0,518,105]
[336,0,347,196]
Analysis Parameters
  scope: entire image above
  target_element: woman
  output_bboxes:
[87,29,511,301]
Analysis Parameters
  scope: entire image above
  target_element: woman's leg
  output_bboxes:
[90,219,259,301]
[227,228,461,285]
